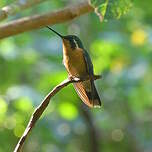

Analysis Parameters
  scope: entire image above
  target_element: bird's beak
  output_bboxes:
[46,26,63,38]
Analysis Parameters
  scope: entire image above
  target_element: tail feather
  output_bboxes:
[73,80,101,108]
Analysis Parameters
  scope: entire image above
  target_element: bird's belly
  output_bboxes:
[63,51,87,77]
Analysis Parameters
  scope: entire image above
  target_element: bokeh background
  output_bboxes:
[0,0,152,152]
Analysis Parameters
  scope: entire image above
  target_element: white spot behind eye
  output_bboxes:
[73,39,79,49]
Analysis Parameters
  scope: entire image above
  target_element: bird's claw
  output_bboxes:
[68,76,81,81]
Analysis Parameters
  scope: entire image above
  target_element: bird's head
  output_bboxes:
[46,26,84,50]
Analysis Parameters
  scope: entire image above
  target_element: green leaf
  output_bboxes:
[98,2,108,17]
[0,97,8,125]
[0,98,8,124]
[106,0,133,19]
[90,40,120,72]
[14,97,33,112]
[90,0,133,20]
[58,102,78,120]
[0,98,7,116]
[13,124,25,137]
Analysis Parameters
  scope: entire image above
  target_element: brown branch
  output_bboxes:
[14,75,101,152]
[80,105,100,152]
[0,2,94,39]
[0,0,48,21]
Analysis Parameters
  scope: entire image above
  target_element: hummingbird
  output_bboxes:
[46,26,101,108]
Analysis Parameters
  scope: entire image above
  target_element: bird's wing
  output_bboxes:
[74,49,101,107]
[83,49,94,75]
[83,49,101,107]
[74,80,101,107]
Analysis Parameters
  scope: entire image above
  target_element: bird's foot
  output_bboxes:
[68,75,101,82]
[68,75,83,81]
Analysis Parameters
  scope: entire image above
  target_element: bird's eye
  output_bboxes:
[69,39,76,49]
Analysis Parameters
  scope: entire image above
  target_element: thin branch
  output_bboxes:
[0,0,48,21]
[14,75,101,152]
[0,2,94,39]
[80,105,100,152]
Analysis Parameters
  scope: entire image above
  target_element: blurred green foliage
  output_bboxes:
[0,0,152,152]
[90,0,133,19]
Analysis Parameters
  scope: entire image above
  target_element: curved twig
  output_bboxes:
[14,75,101,152]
